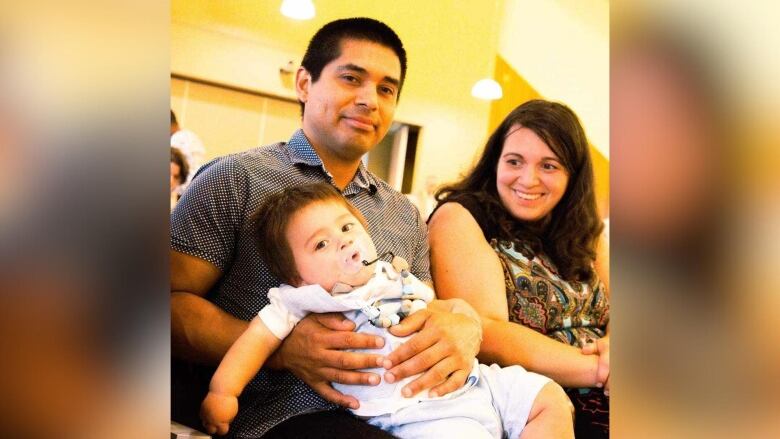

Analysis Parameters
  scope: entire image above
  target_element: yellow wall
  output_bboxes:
[498,0,609,159]
[171,77,301,162]
[489,55,610,218]
[171,1,505,192]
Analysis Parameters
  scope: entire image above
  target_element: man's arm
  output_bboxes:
[171,250,247,365]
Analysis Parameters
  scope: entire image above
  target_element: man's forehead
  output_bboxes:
[328,39,400,72]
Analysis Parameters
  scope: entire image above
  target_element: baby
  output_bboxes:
[200,182,573,438]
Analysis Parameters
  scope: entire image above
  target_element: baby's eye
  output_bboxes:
[315,240,328,251]
[342,223,354,232]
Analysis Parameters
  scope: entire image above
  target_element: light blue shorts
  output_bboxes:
[367,363,551,439]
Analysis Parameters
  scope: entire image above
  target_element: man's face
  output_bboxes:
[296,39,401,162]
[286,200,378,291]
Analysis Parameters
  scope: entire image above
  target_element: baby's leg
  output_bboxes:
[479,363,572,439]
[388,416,494,439]
[518,381,574,439]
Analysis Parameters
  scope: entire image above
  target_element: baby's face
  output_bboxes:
[286,200,378,291]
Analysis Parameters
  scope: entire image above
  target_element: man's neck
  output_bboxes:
[304,137,362,190]
[319,154,361,190]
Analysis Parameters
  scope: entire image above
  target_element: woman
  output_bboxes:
[428,99,609,437]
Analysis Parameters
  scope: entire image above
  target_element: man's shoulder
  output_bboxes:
[362,175,424,231]
[370,175,416,210]
[197,142,292,177]
[222,141,290,166]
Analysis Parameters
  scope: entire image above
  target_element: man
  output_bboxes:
[171,18,482,438]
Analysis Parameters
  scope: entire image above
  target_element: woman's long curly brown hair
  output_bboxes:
[435,99,603,282]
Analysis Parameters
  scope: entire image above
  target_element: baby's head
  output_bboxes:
[252,183,378,291]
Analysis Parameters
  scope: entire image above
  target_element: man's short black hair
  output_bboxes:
[299,17,407,114]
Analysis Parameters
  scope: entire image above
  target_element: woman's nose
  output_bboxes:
[518,167,539,186]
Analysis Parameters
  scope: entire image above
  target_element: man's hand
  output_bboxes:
[582,335,610,394]
[268,312,386,409]
[200,391,238,437]
[381,300,482,398]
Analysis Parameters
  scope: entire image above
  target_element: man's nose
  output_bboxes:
[355,85,378,110]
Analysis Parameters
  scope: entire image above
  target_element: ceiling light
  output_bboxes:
[280,0,315,20]
[471,78,503,100]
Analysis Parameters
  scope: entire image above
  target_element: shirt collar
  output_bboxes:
[352,160,377,193]
[286,129,323,167]
[286,129,378,195]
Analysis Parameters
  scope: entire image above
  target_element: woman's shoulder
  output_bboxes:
[433,194,496,236]
[428,200,463,224]
[431,192,482,218]
[430,199,476,225]
[429,198,492,243]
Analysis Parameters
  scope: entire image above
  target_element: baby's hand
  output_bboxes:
[200,391,238,436]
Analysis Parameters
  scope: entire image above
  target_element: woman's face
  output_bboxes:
[495,126,569,222]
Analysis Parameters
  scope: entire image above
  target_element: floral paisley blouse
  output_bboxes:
[492,239,609,348]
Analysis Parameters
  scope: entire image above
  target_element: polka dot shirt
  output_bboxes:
[171,129,430,437]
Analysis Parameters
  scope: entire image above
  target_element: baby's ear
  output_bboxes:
[390,256,409,273]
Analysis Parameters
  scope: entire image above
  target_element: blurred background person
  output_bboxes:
[406,174,439,220]
[170,147,189,210]
[610,9,780,436]
[170,109,205,187]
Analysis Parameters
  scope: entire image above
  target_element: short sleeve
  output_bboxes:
[170,156,250,271]
[409,207,432,282]
[258,284,349,339]
[258,286,301,340]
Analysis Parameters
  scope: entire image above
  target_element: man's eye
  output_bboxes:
[342,223,354,232]
[342,75,359,83]
[315,240,328,250]
[379,86,396,96]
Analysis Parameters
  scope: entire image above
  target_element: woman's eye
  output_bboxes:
[542,163,559,171]
[342,223,354,232]
[507,159,520,166]
[315,240,327,251]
